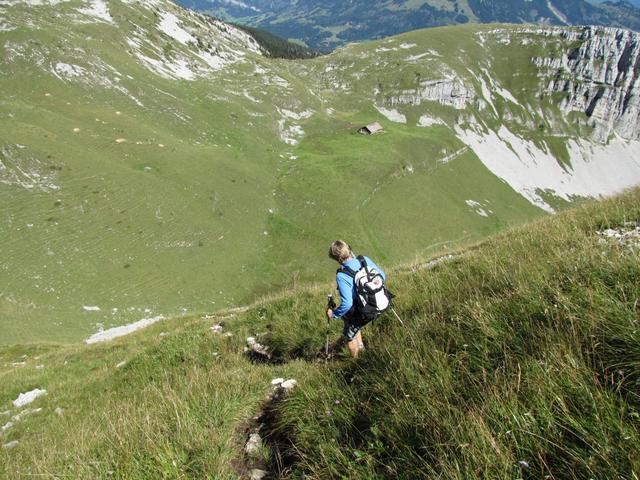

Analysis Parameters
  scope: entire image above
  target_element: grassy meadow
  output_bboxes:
[1,188,638,479]
[3,1,609,345]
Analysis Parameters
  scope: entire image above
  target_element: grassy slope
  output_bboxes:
[1,189,638,478]
[0,4,622,350]
[0,0,295,343]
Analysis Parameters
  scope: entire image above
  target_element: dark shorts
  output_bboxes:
[343,317,364,341]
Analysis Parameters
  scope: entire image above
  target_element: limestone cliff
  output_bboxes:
[535,26,640,142]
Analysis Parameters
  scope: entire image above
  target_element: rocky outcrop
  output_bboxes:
[534,26,640,142]
[388,76,475,109]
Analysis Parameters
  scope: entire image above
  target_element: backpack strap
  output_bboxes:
[357,255,373,282]
[337,264,357,279]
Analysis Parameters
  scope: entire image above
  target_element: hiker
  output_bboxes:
[326,240,388,358]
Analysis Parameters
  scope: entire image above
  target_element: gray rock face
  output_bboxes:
[534,26,640,142]
[389,77,475,109]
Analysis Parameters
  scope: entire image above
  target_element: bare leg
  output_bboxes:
[347,338,360,358]
[356,331,364,350]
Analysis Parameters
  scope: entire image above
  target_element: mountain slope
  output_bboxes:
[2,1,640,345]
[1,189,638,477]
[176,0,640,49]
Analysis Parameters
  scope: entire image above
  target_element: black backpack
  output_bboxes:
[338,256,394,322]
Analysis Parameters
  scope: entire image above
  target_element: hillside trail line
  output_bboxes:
[356,146,468,258]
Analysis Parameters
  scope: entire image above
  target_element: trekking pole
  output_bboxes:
[326,294,336,362]
[390,306,404,326]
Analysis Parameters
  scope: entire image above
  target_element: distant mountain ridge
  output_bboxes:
[176,0,640,49]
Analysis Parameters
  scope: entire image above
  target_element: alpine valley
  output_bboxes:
[176,0,640,50]
[1,0,640,346]
[2,2,640,478]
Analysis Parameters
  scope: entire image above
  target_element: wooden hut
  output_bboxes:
[358,122,384,135]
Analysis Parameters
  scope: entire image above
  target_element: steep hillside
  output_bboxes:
[0,0,311,343]
[0,189,638,478]
[176,0,640,49]
[2,1,640,345]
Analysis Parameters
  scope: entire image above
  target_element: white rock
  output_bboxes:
[2,440,19,450]
[54,407,65,416]
[11,408,42,422]
[455,125,640,213]
[250,469,267,480]
[375,105,406,124]
[12,389,47,408]
[246,337,269,357]
[1,421,14,433]
[244,433,262,455]
[281,379,297,391]
[271,378,284,386]
[116,361,127,369]
[85,316,165,344]
[389,76,474,110]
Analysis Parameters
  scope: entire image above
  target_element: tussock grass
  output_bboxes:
[1,189,638,479]
[266,189,640,479]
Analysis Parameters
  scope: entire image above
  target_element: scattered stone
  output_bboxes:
[2,440,19,450]
[44,93,51,97]
[158,143,165,148]
[223,332,233,337]
[518,460,530,468]
[12,389,47,408]
[116,361,127,369]
[246,337,270,358]
[244,433,262,455]
[54,407,65,416]
[597,225,640,248]
[414,254,458,271]
[115,111,122,115]
[211,324,223,333]
[35,365,44,369]
[115,138,126,144]
[281,379,297,391]
[73,127,81,133]
[159,332,167,337]
[1,421,14,433]
[10,362,26,367]
[270,378,298,395]
[249,469,267,480]
[12,408,42,422]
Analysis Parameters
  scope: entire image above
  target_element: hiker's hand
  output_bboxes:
[326,309,333,319]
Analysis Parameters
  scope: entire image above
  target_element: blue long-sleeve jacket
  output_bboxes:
[333,256,385,319]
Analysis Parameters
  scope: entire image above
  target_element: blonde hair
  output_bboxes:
[328,240,353,263]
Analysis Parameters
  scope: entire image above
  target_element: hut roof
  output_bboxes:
[359,121,384,134]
